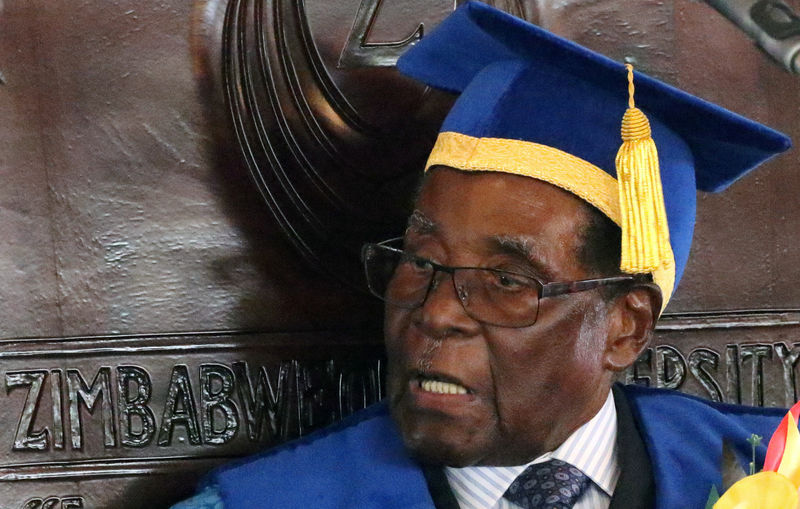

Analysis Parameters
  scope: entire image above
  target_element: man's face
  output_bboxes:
[385,167,616,467]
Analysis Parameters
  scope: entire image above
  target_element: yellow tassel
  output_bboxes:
[616,64,670,274]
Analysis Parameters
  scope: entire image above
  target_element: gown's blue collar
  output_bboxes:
[213,386,785,508]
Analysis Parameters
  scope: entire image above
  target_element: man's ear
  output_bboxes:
[603,283,662,371]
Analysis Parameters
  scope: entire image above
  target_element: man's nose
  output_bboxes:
[416,272,480,338]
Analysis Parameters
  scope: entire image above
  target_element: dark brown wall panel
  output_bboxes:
[672,0,800,312]
[0,2,62,339]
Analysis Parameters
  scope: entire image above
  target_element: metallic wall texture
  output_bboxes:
[0,0,798,506]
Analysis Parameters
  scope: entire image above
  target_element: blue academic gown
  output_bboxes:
[192,384,784,509]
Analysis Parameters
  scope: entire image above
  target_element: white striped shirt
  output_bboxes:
[444,390,619,509]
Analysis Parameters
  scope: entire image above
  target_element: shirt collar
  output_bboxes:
[444,389,619,508]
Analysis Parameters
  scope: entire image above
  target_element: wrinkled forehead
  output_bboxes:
[409,167,594,275]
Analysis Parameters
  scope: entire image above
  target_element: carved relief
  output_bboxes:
[0,331,385,504]
[193,0,535,285]
[21,497,84,509]
[624,339,800,409]
[337,0,425,68]
[3,357,383,456]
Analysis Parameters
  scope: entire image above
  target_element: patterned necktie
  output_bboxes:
[502,458,590,509]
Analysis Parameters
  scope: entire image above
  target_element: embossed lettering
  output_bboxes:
[726,344,741,404]
[117,366,156,447]
[50,370,64,449]
[297,361,338,435]
[688,348,723,402]
[200,364,239,445]
[233,360,293,443]
[22,498,50,509]
[625,348,653,386]
[775,342,800,406]
[21,496,84,509]
[656,345,686,389]
[337,0,425,68]
[60,497,84,509]
[21,499,41,509]
[3,359,390,452]
[6,370,49,451]
[740,344,772,407]
[67,367,116,449]
[338,361,383,417]
[157,364,201,446]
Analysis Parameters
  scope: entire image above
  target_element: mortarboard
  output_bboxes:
[396,1,791,310]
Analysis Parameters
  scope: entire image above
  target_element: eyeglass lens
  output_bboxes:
[363,244,541,327]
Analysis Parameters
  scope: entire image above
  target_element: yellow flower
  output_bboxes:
[714,471,798,509]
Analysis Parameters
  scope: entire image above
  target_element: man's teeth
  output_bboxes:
[419,379,468,395]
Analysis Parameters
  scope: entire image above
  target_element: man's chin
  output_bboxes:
[396,420,486,467]
[388,389,492,466]
[403,438,480,467]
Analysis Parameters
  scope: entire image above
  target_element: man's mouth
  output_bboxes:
[413,373,472,395]
[399,372,477,415]
[419,378,468,395]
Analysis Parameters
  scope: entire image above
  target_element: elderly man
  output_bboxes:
[174,2,791,508]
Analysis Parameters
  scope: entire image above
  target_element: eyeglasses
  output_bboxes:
[361,238,635,328]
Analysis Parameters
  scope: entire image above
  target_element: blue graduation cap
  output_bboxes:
[397,1,791,309]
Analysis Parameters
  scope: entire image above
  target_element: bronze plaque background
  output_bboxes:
[0,0,798,507]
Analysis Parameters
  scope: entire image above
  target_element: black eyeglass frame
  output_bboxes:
[361,237,636,327]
